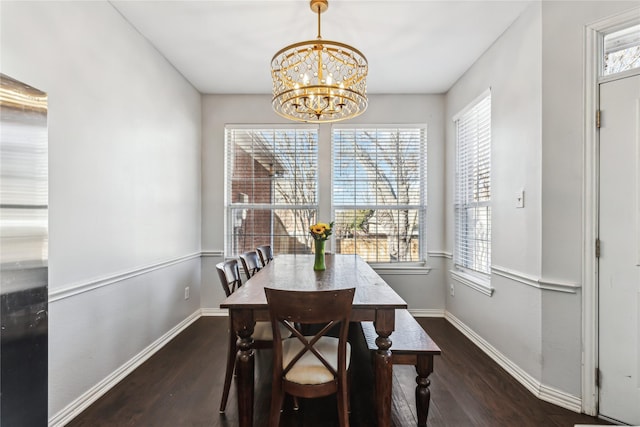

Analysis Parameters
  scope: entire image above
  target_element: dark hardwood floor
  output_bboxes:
[67,316,611,427]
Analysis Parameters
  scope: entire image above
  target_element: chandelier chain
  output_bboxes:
[316,3,322,39]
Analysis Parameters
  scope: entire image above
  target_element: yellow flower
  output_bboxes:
[309,221,334,241]
[310,224,325,235]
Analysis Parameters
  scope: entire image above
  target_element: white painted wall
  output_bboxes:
[445,1,544,381]
[539,0,640,395]
[201,94,446,313]
[2,0,636,422]
[445,0,640,403]
[1,1,202,421]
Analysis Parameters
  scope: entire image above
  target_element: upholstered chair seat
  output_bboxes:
[216,259,291,414]
[265,287,355,427]
[281,336,351,385]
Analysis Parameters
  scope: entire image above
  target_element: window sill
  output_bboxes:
[450,269,494,296]
[371,263,431,276]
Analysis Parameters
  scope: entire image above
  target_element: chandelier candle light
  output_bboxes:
[271,0,368,123]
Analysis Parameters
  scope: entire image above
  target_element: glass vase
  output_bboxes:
[313,239,326,271]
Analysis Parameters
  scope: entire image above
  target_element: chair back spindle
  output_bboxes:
[216,258,287,413]
[265,287,355,427]
[216,259,242,297]
[240,251,262,278]
[257,245,274,267]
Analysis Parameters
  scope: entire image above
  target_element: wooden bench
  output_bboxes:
[360,309,441,426]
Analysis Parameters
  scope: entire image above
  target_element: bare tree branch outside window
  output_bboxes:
[226,128,318,256]
[332,128,426,263]
[604,24,640,76]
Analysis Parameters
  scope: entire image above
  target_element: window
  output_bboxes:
[603,24,640,76]
[332,127,427,264]
[454,92,491,276]
[225,126,318,257]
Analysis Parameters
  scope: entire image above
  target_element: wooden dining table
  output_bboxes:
[220,253,408,427]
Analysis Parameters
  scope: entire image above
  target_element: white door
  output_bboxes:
[598,73,640,425]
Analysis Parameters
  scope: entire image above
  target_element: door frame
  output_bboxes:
[583,7,640,416]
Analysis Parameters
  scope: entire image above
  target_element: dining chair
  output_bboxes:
[239,250,262,278]
[256,244,274,267]
[264,287,355,427]
[216,259,286,413]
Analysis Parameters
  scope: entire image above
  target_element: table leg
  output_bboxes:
[232,310,255,427]
[374,309,395,427]
[415,355,434,427]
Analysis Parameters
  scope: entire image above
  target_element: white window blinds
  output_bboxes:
[332,126,427,263]
[454,93,491,275]
[225,126,318,256]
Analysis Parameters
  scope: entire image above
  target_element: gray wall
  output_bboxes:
[445,0,640,402]
[538,0,639,393]
[0,1,202,421]
[201,94,447,314]
[445,0,544,386]
[1,0,638,423]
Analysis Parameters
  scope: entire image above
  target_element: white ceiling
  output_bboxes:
[111,0,532,95]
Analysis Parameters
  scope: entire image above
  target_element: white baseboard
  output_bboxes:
[444,311,582,413]
[48,309,202,427]
[409,308,445,317]
[201,308,228,316]
[46,302,583,427]
[539,383,582,413]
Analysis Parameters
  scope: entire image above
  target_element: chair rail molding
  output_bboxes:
[201,250,224,257]
[49,252,202,302]
[491,265,580,294]
[427,250,452,259]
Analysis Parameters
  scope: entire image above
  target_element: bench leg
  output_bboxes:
[415,355,434,427]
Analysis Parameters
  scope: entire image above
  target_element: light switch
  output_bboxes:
[516,189,525,208]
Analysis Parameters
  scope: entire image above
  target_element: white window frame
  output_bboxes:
[224,125,319,257]
[452,90,493,295]
[331,124,428,267]
[602,23,640,77]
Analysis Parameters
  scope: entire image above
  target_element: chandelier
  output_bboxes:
[271,0,368,123]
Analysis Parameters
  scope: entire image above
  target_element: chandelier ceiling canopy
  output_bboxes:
[271,0,368,123]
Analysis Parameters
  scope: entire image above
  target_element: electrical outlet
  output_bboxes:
[450,283,455,297]
[184,286,190,300]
